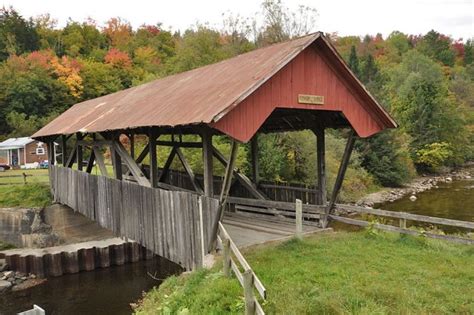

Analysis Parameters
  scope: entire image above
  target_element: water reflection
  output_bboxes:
[0,256,182,315]
[378,180,474,223]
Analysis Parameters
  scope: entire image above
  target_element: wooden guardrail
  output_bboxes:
[217,222,266,315]
[333,204,474,245]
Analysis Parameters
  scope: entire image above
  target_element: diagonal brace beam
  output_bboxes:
[212,145,268,200]
[158,147,177,183]
[323,130,356,226]
[175,147,203,194]
[112,141,151,187]
[65,142,78,168]
[92,147,109,177]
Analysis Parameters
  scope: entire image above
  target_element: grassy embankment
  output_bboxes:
[135,231,474,314]
[0,165,116,208]
[0,169,51,207]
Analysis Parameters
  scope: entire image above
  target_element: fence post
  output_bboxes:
[399,215,407,229]
[223,238,231,277]
[295,199,303,239]
[243,269,256,315]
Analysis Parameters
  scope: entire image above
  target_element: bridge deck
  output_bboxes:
[223,212,330,248]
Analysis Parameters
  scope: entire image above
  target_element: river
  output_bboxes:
[378,179,474,223]
[0,256,182,315]
[374,178,474,234]
[331,177,474,234]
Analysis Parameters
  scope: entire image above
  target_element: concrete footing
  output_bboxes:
[0,238,154,278]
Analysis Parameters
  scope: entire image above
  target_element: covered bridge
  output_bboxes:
[33,32,396,269]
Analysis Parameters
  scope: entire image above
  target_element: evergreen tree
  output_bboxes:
[0,7,39,61]
[348,45,360,77]
[464,39,473,65]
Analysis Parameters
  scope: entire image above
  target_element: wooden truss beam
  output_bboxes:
[313,127,326,205]
[212,145,269,200]
[209,140,239,250]
[250,135,259,184]
[156,140,202,148]
[158,147,177,183]
[85,149,95,173]
[149,130,158,187]
[65,142,78,168]
[201,129,214,197]
[92,147,108,176]
[324,130,356,227]
[110,138,123,180]
[76,133,83,171]
[112,140,150,187]
[61,135,67,166]
[176,147,203,194]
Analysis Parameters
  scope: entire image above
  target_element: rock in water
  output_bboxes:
[409,195,417,202]
[446,177,453,182]
[0,279,12,292]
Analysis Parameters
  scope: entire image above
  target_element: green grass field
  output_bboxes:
[0,168,49,185]
[0,169,51,207]
[135,231,474,314]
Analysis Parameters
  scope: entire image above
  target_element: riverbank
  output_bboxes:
[356,166,473,207]
[134,231,474,314]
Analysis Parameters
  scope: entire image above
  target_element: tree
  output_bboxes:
[5,111,58,137]
[164,27,234,74]
[417,30,455,67]
[390,50,468,168]
[464,39,473,65]
[61,19,105,57]
[103,17,132,52]
[257,0,318,46]
[348,45,360,77]
[0,7,39,61]
[0,53,74,134]
[79,60,123,100]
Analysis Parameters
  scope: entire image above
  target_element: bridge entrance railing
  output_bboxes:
[217,221,266,315]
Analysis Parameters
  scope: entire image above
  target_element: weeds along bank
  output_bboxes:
[134,232,474,314]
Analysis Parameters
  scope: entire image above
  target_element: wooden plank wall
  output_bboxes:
[49,166,219,270]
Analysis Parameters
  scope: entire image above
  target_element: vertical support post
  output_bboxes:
[202,129,214,197]
[111,135,122,180]
[222,238,231,277]
[315,128,326,205]
[295,199,303,239]
[76,133,83,171]
[243,269,256,315]
[129,133,135,159]
[324,130,356,227]
[48,141,55,166]
[61,135,67,166]
[250,135,259,185]
[149,129,158,188]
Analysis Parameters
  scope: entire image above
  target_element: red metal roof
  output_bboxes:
[33,32,396,142]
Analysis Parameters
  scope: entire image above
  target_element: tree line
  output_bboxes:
[0,1,472,196]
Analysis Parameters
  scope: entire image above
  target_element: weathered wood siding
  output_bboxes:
[50,165,219,270]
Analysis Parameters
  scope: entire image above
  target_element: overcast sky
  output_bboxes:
[2,0,473,40]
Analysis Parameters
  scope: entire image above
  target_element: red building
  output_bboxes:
[0,137,49,168]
